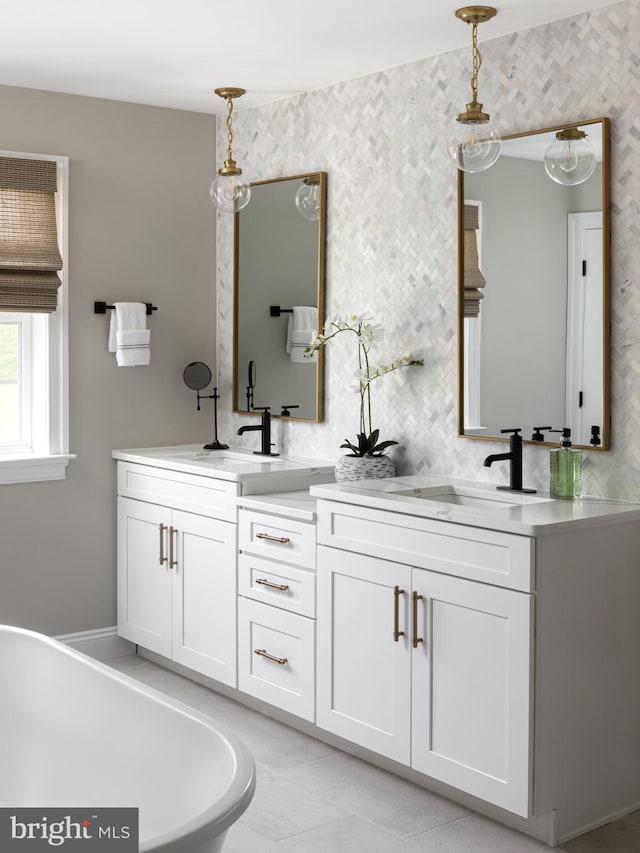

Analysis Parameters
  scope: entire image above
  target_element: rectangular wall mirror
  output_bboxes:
[233,172,327,422]
[458,117,610,450]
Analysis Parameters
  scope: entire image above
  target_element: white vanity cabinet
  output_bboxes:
[312,484,640,845]
[116,461,238,686]
[237,494,317,721]
[316,503,533,817]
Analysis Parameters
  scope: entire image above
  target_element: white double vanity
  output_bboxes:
[114,445,640,847]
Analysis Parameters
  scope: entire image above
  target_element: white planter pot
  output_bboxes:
[334,454,396,483]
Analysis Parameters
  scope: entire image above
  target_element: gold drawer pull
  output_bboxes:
[159,523,168,565]
[256,532,291,544]
[393,585,405,642]
[254,649,288,666]
[256,578,290,592]
[169,526,178,568]
[412,590,424,649]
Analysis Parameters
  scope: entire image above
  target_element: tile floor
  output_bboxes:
[105,654,640,853]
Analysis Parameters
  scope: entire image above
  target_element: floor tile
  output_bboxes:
[409,814,556,852]
[223,821,286,853]
[277,814,420,852]
[240,765,347,841]
[103,653,159,673]
[209,701,340,771]
[560,818,640,853]
[127,666,235,714]
[279,752,471,838]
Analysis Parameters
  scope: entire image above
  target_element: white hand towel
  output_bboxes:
[108,302,150,366]
[286,306,317,360]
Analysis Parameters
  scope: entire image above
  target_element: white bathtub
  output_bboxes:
[0,625,255,853]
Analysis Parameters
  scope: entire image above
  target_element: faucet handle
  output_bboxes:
[500,428,522,435]
[531,426,552,441]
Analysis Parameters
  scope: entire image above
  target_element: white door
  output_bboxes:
[411,569,533,817]
[316,546,412,763]
[117,497,172,656]
[172,510,237,686]
[566,211,603,445]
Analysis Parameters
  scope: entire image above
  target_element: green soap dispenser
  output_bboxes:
[550,427,582,499]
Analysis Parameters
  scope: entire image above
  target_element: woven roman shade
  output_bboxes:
[0,157,63,312]
[463,204,485,318]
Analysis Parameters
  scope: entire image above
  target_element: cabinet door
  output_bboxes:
[316,546,412,763]
[117,497,172,656]
[411,570,533,817]
[171,510,237,686]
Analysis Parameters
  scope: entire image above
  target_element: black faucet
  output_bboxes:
[483,428,536,494]
[236,407,279,456]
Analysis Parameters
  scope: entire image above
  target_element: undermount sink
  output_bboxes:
[390,485,553,510]
[163,449,281,465]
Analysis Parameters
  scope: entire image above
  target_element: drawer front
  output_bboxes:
[317,500,534,592]
[117,461,239,521]
[239,553,316,617]
[238,598,315,721]
[239,509,316,569]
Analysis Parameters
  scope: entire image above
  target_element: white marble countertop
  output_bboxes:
[112,444,335,486]
[236,489,317,522]
[310,474,640,536]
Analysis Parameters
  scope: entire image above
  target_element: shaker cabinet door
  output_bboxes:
[117,497,172,656]
[171,510,237,686]
[411,570,533,817]
[316,546,412,764]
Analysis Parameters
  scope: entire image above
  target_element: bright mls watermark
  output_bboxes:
[0,809,138,850]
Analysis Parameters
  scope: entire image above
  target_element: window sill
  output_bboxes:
[0,453,76,485]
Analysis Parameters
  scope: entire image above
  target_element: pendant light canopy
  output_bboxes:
[210,87,251,213]
[447,6,501,173]
[544,128,597,186]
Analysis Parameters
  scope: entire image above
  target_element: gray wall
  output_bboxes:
[0,85,217,635]
[216,0,640,502]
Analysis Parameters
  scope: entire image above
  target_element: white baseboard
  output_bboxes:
[55,626,135,661]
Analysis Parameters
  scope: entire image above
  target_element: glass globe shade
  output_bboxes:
[544,134,597,186]
[295,181,320,221]
[447,120,502,173]
[209,173,251,213]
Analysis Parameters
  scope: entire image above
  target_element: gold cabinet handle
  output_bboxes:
[254,648,288,666]
[393,585,405,642]
[256,578,290,592]
[256,532,291,544]
[169,526,178,568]
[159,523,168,565]
[412,590,424,649]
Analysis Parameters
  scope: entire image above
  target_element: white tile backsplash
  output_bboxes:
[217,0,640,499]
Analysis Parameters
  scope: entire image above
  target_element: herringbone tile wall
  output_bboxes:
[217,0,640,499]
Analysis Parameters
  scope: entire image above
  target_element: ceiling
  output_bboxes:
[1,0,621,114]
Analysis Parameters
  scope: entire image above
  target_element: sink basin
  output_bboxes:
[390,485,552,510]
[155,449,288,466]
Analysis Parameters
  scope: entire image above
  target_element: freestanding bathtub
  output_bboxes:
[0,625,255,852]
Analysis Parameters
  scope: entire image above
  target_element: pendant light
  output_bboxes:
[447,6,501,173]
[544,128,597,186]
[209,87,251,213]
[295,175,321,221]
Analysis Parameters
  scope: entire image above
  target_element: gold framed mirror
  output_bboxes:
[233,172,327,421]
[458,117,610,450]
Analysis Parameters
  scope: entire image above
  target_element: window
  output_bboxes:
[0,151,71,484]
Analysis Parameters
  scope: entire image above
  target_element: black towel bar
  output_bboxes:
[94,301,157,316]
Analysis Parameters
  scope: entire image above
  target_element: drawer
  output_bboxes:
[238,509,316,569]
[238,598,315,721]
[239,553,316,618]
[117,461,239,521]
[317,500,534,592]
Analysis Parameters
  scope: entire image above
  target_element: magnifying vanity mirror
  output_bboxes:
[233,172,327,421]
[458,117,610,450]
